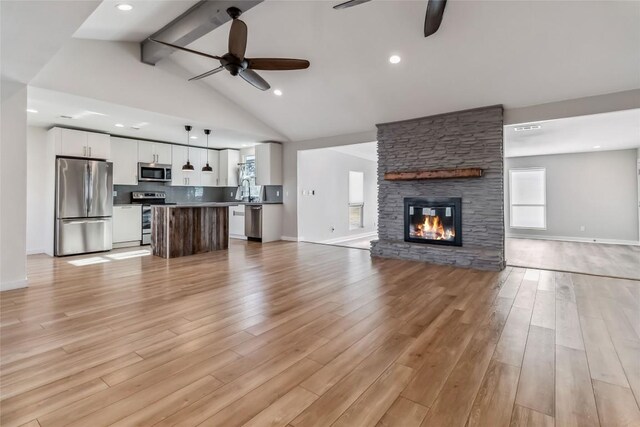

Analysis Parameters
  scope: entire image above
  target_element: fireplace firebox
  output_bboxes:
[404,197,462,246]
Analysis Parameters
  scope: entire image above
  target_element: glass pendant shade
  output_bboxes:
[183,124,193,172]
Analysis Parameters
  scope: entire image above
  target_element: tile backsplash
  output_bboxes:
[114,182,283,204]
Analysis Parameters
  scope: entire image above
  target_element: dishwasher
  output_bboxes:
[244,205,262,241]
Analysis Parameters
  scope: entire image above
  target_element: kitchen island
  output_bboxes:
[151,203,238,258]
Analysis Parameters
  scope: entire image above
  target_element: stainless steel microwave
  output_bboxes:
[138,163,172,182]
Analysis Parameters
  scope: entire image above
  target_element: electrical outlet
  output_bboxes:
[311,190,315,195]
[276,190,280,197]
[112,190,117,197]
[230,191,234,197]
[580,225,586,231]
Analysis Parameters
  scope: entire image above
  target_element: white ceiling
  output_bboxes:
[74,0,198,42]
[27,87,260,148]
[328,142,377,162]
[504,109,640,158]
[1,0,99,100]
[35,0,640,143]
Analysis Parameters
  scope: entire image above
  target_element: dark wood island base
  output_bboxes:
[151,204,236,258]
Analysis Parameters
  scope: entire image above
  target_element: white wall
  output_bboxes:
[282,130,377,239]
[298,148,377,242]
[26,126,48,254]
[505,149,639,244]
[1,81,28,290]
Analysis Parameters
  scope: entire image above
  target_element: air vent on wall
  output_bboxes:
[514,124,541,132]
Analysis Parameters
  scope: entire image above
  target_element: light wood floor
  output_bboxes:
[1,241,639,427]
[507,238,640,281]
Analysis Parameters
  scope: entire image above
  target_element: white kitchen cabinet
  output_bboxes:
[110,137,138,185]
[138,141,172,164]
[261,204,283,243]
[229,205,245,238]
[171,145,201,186]
[87,132,111,159]
[113,205,142,245]
[219,149,240,187]
[200,149,219,187]
[53,127,111,160]
[255,143,282,185]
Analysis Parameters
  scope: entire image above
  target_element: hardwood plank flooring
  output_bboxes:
[507,237,640,280]
[0,240,638,426]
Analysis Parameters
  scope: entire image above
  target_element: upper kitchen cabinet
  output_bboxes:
[138,141,172,164]
[219,149,240,187]
[255,143,283,185]
[200,149,220,187]
[110,137,138,185]
[52,127,111,160]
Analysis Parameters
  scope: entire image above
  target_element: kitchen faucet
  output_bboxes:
[241,178,252,202]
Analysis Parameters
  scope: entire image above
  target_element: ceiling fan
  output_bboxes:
[150,7,310,91]
[333,0,447,38]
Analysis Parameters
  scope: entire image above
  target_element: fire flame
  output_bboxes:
[414,215,455,240]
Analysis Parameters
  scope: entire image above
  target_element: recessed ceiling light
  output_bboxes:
[514,125,541,132]
[190,135,198,139]
[26,108,38,113]
[115,123,124,128]
[593,145,601,149]
[273,89,283,96]
[116,3,133,11]
[389,55,401,64]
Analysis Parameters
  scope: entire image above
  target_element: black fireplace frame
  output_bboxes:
[404,197,462,246]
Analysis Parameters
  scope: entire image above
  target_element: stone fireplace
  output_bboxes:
[371,105,505,271]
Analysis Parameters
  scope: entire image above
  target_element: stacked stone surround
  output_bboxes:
[371,105,505,271]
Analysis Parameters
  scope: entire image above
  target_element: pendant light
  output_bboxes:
[202,129,213,172]
[182,125,194,171]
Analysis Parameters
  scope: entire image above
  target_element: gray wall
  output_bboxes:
[505,149,639,243]
[298,148,378,242]
[371,105,505,271]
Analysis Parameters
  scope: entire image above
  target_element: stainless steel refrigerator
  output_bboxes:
[55,157,113,256]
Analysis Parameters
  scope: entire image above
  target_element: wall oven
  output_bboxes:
[138,163,172,182]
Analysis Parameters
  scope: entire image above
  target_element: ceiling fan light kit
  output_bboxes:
[150,7,310,91]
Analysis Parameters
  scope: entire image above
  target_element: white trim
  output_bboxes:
[319,231,378,245]
[280,235,300,242]
[508,234,640,246]
[26,248,45,255]
[1,278,28,291]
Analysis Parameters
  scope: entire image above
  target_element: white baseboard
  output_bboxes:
[1,278,28,291]
[508,234,640,246]
[280,236,300,242]
[230,234,248,240]
[319,232,378,245]
[26,248,45,255]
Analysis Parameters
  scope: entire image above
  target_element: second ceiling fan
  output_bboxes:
[334,0,447,38]
[151,7,310,91]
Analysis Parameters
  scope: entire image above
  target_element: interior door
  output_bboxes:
[56,158,87,219]
[87,161,113,218]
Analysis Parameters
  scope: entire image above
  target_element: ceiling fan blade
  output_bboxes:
[188,66,225,81]
[247,58,310,71]
[150,39,221,61]
[333,0,372,10]
[239,69,270,91]
[424,0,447,37]
[229,19,248,60]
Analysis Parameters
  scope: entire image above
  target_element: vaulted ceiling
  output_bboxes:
[28,0,640,143]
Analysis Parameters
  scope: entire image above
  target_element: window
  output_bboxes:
[509,168,546,229]
[349,171,364,229]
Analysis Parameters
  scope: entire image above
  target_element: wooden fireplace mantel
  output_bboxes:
[384,168,483,181]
